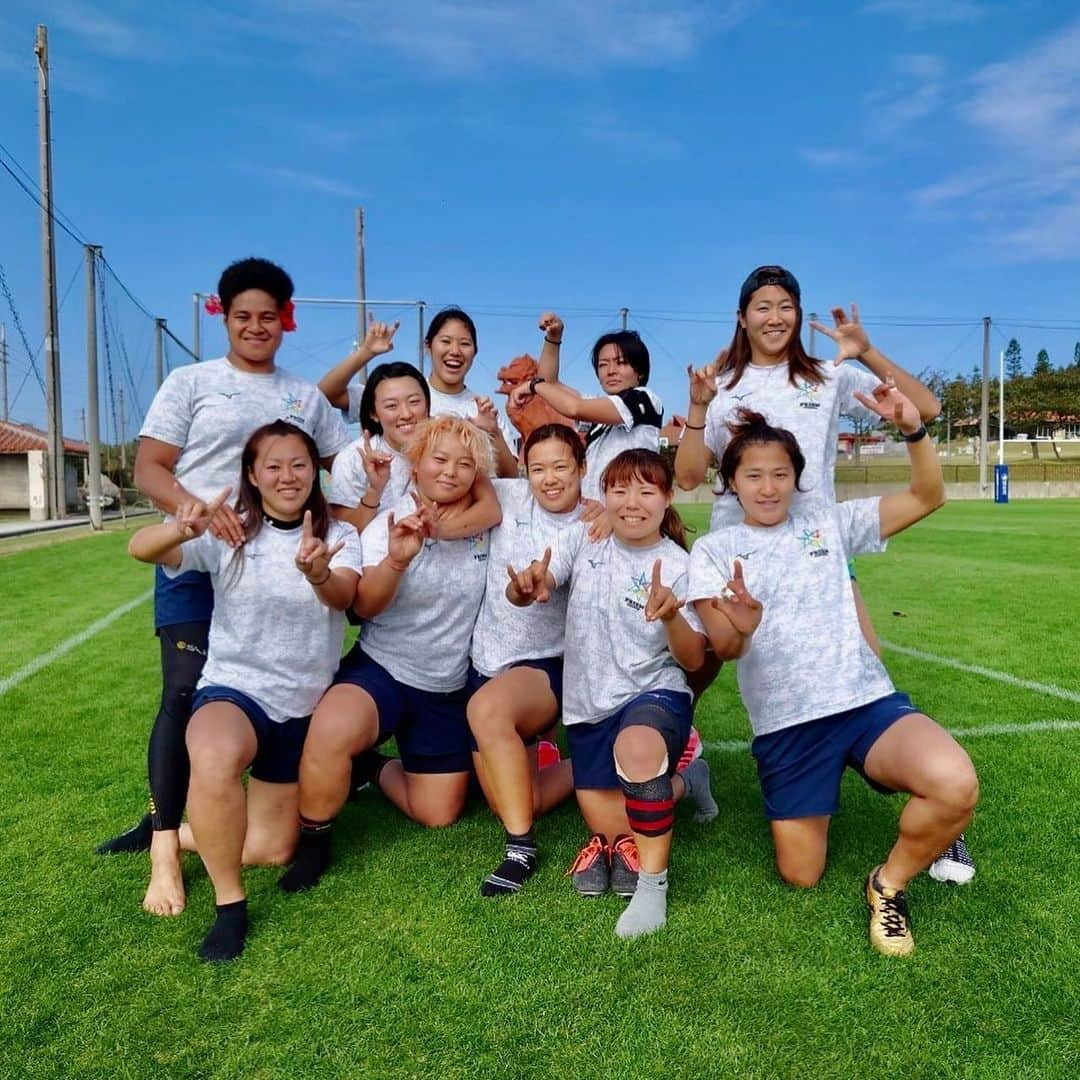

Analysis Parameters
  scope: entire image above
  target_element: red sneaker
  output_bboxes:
[537,740,561,770]
[676,726,702,773]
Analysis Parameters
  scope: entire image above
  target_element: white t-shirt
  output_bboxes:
[703,363,880,531]
[359,493,490,692]
[581,387,663,501]
[546,525,703,726]
[471,479,583,677]
[166,519,362,722]
[141,358,351,504]
[328,433,413,516]
[686,501,894,737]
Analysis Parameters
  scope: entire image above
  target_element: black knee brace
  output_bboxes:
[620,774,675,838]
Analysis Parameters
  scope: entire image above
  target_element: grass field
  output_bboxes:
[1,501,1078,1079]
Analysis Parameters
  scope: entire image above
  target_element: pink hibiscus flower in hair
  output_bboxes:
[204,294,224,315]
[279,300,297,332]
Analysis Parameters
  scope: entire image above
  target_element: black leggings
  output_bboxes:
[148,621,209,831]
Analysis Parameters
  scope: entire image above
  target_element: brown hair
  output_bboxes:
[404,414,495,478]
[718,409,807,494]
[601,448,689,551]
[524,423,587,468]
[716,276,824,391]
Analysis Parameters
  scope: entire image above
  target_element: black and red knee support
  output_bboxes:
[620,775,675,838]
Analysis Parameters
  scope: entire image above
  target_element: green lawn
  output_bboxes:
[1,502,1078,1078]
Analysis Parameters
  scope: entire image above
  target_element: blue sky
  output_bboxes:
[2,0,1079,439]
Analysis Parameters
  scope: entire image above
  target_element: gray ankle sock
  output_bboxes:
[680,758,719,823]
[615,868,668,939]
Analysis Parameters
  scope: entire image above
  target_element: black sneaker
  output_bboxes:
[928,834,976,884]
[609,834,641,899]
[566,834,609,897]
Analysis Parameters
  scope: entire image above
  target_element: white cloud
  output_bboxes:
[42,0,146,58]
[861,0,988,28]
[863,52,945,140]
[800,147,862,168]
[266,167,365,200]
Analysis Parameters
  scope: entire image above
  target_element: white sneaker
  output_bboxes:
[928,834,976,884]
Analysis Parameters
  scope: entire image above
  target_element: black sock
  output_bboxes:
[95,813,153,855]
[198,899,248,963]
[278,818,334,894]
[348,751,392,801]
[481,829,537,897]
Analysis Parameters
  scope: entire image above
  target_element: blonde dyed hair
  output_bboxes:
[404,414,495,477]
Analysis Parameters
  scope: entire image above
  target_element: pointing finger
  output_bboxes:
[651,559,662,593]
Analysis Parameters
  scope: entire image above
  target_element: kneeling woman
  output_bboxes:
[281,416,501,893]
[128,421,362,961]
[468,423,588,897]
[507,450,717,939]
[686,389,978,956]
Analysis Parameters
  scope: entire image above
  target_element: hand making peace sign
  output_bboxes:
[295,510,346,580]
[174,486,233,542]
[710,559,762,636]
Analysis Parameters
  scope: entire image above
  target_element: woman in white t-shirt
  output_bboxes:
[279,416,501,894]
[506,449,718,940]
[128,420,363,963]
[329,359,501,539]
[510,314,663,501]
[467,423,591,898]
[320,308,520,477]
[685,391,978,957]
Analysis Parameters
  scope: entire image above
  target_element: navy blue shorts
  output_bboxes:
[155,565,214,630]
[751,691,920,820]
[567,690,694,791]
[191,685,310,784]
[465,657,564,751]
[333,645,471,775]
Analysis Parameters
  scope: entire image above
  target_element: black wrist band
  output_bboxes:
[902,425,928,443]
[544,336,562,345]
[529,377,547,395]
[309,570,331,586]
[684,422,706,431]
[360,497,380,510]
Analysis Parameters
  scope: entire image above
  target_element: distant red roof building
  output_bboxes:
[0,419,89,455]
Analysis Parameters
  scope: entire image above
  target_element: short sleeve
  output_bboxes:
[703,398,727,460]
[609,388,663,431]
[310,393,352,458]
[329,442,368,507]
[328,521,364,575]
[833,498,885,556]
[546,522,587,587]
[360,508,392,568]
[685,533,731,604]
[140,368,193,448]
[343,383,364,424]
[165,532,223,577]
[671,565,706,634]
[838,366,882,424]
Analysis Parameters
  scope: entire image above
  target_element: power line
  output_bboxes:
[0,259,46,396]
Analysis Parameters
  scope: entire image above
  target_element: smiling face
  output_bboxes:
[372,375,429,452]
[526,435,585,514]
[427,318,477,393]
[738,285,798,365]
[730,441,797,527]
[604,470,671,547]
[225,288,283,371]
[247,433,315,520]
[595,343,641,395]
[414,433,478,505]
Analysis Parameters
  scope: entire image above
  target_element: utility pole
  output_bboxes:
[80,408,85,440]
[417,301,426,376]
[154,318,165,388]
[620,307,629,330]
[118,387,126,473]
[37,25,65,518]
[86,244,103,529]
[808,312,818,357]
[356,207,367,377]
[0,322,8,421]
[979,316,991,494]
[193,294,202,362]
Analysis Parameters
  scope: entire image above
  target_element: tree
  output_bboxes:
[1033,348,1052,376]
[1073,341,1080,369]
[1004,338,1023,380]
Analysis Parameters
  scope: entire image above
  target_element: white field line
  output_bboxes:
[0,589,153,697]
[704,718,1080,755]
[880,640,1080,705]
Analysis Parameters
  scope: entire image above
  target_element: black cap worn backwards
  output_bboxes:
[738,265,801,310]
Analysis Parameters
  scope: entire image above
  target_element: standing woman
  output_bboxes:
[507,450,718,939]
[468,423,589,897]
[127,421,362,961]
[96,258,350,918]
[279,416,501,894]
[320,307,520,478]
[511,313,663,501]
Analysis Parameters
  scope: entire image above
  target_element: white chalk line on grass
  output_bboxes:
[0,589,153,697]
[880,640,1080,705]
[704,718,1080,755]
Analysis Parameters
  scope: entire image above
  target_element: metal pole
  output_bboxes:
[37,25,64,518]
[0,322,8,421]
[118,387,126,473]
[620,307,629,330]
[154,317,165,388]
[979,316,990,494]
[946,409,951,463]
[808,312,818,357]
[193,293,202,361]
[417,301,426,376]
[356,207,367,376]
[998,350,1005,466]
[85,244,103,529]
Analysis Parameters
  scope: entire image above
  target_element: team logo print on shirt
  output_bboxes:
[796,380,821,409]
[282,393,305,425]
[799,528,829,558]
[467,534,489,562]
[624,571,650,611]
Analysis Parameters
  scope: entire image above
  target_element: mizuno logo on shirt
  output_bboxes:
[733,393,751,401]
[218,391,240,399]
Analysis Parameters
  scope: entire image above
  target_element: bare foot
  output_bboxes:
[143,831,186,916]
